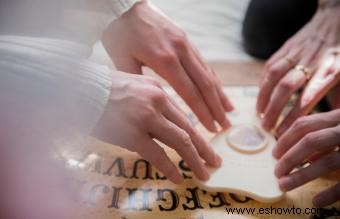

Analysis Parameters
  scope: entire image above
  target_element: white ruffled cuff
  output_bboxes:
[109,0,141,17]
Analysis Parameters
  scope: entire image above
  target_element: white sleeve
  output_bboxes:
[108,0,141,18]
[0,36,112,142]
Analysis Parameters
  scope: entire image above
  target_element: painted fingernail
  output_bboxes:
[279,176,294,191]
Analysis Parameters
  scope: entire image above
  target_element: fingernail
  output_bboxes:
[279,176,294,191]
[272,147,280,159]
[261,118,271,131]
[211,123,218,132]
[256,103,264,115]
[257,112,264,119]
[274,164,283,178]
[227,104,235,112]
[200,167,210,181]
[214,153,223,166]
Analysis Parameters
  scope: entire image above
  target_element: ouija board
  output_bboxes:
[60,86,340,219]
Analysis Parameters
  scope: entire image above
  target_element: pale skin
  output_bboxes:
[258,4,340,207]
[95,0,232,184]
[328,83,340,109]
[96,0,339,206]
[1,1,231,217]
[274,110,340,207]
[102,0,234,132]
[92,71,222,184]
[257,6,340,136]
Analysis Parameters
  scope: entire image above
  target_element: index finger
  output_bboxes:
[273,110,340,158]
[179,44,231,130]
[162,97,222,167]
[150,115,210,181]
[191,46,234,112]
[275,126,340,178]
[149,54,218,132]
[137,138,184,184]
[257,44,303,114]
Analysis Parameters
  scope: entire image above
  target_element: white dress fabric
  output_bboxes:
[0,0,138,143]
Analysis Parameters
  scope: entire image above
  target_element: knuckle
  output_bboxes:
[179,130,192,148]
[201,77,215,90]
[294,117,309,131]
[302,132,318,148]
[150,89,167,106]
[159,51,177,65]
[267,65,280,76]
[264,62,272,71]
[171,31,187,49]
[278,79,294,91]
[302,133,313,145]
[141,105,158,122]
[281,156,293,167]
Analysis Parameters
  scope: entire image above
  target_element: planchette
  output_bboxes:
[195,123,284,203]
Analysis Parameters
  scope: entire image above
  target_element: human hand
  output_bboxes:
[257,7,340,135]
[328,82,340,109]
[273,110,340,207]
[102,0,233,132]
[92,71,222,184]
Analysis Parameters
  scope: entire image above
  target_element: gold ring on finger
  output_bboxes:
[294,64,312,80]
